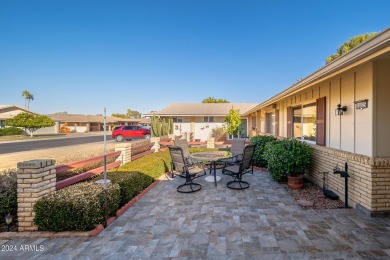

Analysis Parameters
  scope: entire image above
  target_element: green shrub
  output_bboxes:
[34,181,120,231]
[113,150,171,180]
[189,147,228,153]
[0,127,25,136]
[263,139,313,182]
[96,172,153,207]
[250,135,277,167]
[0,170,17,225]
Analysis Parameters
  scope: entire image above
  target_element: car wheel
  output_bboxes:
[116,135,124,142]
[144,134,151,139]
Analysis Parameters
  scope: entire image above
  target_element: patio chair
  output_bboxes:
[222,144,256,190]
[168,146,205,193]
[218,138,247,174]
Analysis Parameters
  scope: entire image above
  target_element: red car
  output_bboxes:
[112,125,151,142]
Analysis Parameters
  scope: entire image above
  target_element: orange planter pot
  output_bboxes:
[287,175,304,189]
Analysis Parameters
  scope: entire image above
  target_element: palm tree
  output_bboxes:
[22,90,34,110]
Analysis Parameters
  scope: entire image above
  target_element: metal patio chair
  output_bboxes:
[222,144,256,190]
[168,146,205,193]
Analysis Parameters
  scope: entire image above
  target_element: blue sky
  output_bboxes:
[0,1,389,116]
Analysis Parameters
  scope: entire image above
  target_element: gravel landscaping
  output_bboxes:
[283,180,345,209]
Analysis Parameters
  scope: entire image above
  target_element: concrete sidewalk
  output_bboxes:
[1,170,390,259]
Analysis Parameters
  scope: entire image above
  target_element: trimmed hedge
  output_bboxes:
[113,150,171,180]
[250,135,277,167]
[34,182,120,231]
[0,127,24,136]
[189,147,228,153]
[96,172,154,207]
[33,151,175,231]
[96,151,172,208]
[0,171,17,225]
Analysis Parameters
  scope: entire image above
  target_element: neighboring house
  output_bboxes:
[0,105,38,128]
[0,105,59,134]
[243,27,390,217]
[144,103,257,141]
[47,113,150,133]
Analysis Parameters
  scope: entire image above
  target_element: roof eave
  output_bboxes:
[243,27,390,116]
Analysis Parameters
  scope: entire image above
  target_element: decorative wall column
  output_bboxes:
[17,159,56,231]
[207,137,215,149]
[150,137,160,152]
[115,143,132,165]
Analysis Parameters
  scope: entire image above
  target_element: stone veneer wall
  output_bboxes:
[308,144,390,216]
[17,159,56,231]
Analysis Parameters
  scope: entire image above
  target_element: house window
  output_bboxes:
[204,116,214,122]
[251,116,256,130]
[173,116,182,123]
[265,112,275,135]
[293,103,316,142]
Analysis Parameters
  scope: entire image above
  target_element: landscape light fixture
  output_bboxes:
[335,104,347,116]
[5,213,12,231]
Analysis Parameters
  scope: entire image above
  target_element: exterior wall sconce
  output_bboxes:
[335,104,347,115]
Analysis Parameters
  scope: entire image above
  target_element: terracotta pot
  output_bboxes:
[287,175,304,189]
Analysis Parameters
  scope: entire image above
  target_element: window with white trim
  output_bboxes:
[293,103,316,142]
[173,116,182,123]
[204,116,214,122]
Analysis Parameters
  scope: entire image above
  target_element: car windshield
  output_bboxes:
[113,126,122,130]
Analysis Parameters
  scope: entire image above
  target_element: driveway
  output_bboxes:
[1,170,390,259]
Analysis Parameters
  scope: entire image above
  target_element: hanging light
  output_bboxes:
[335,104,347,116]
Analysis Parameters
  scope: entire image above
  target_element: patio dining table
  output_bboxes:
[189,151,227,187]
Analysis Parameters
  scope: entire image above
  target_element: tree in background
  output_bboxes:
[326,32,378,64]
[22,90,34,110]
[5,113,55,137]
[126,109,141,118]
[202,97,230,103]
[111,113,128,119]
[224,106,242,138]
[112,109,142,119]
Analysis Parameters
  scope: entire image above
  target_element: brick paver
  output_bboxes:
[1,170,390,259]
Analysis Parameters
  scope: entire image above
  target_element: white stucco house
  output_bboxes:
[144,103,257,141]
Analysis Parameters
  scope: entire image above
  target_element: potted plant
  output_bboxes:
[263,138,313,189]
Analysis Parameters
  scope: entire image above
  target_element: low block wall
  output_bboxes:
[308,145,390,217]
[17,159,56,231]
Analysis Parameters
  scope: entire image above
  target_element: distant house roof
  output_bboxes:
[144,103,258,117]
[47,113,149,124]
[0,105,38,119]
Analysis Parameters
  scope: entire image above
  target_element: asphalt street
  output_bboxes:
[0,135,114,155]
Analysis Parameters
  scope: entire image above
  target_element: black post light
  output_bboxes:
[5,213,12,231]
[335,104,347,115]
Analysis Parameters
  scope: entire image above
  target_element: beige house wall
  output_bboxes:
[252,59,390,215]
[272,62,374,157]
[374,59,390,156]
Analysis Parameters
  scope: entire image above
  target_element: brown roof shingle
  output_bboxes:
[145,103,258,116]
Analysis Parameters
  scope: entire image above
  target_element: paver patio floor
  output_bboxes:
[1,170,390,259]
